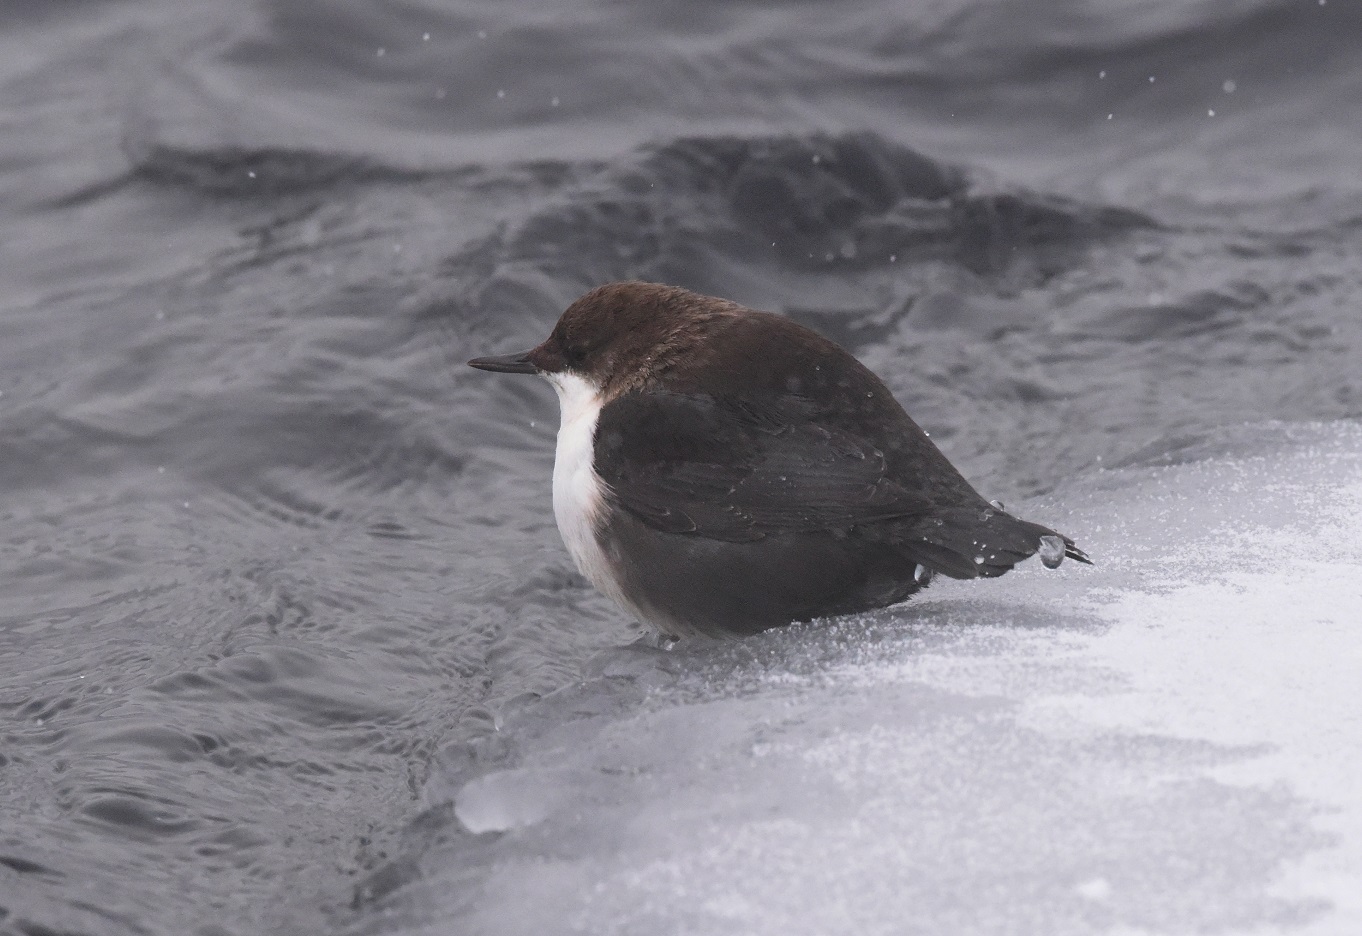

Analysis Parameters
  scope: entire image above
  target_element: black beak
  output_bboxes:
[467,350,538,375]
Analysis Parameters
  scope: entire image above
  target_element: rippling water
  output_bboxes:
[2,1,1360,933]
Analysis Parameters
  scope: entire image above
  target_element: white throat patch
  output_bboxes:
[544,372,625,607]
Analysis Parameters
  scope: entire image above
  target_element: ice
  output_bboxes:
[377,422,1362,936]
[453,768,585,834]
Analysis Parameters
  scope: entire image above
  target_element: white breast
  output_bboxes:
[545,372,630,610]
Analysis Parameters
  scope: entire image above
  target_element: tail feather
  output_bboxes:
[897,506,1091,581]
[1064,539,1093,565]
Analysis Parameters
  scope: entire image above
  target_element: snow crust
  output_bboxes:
[407,421,1362,936]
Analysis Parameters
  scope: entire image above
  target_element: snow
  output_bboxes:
[403,421,1362,936]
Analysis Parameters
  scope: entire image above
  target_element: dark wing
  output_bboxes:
[592,388,1092,578]
[592,390,933,543]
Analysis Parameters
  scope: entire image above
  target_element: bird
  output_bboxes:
[469,281,1089,639]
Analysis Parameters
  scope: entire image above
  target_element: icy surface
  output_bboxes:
[373,422,1362,936]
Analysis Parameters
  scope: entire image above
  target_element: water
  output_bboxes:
[1,1,1360,934]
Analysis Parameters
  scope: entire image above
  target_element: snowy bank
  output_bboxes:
[369,421,1362,936]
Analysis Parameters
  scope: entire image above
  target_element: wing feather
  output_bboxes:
[593,390,933,542]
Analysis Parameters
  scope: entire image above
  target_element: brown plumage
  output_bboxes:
[471,282,1090,638]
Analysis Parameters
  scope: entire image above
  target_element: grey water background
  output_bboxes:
[2,0,1361,933]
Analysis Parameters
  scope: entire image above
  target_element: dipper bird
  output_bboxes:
[469,282,1089,638]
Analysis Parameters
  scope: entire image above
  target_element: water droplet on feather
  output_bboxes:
[1039,535,1067,569]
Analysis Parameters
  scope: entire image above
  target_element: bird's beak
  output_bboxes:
[467,349,538,375]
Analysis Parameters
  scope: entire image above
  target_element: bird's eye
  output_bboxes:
[559,340,583,368]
